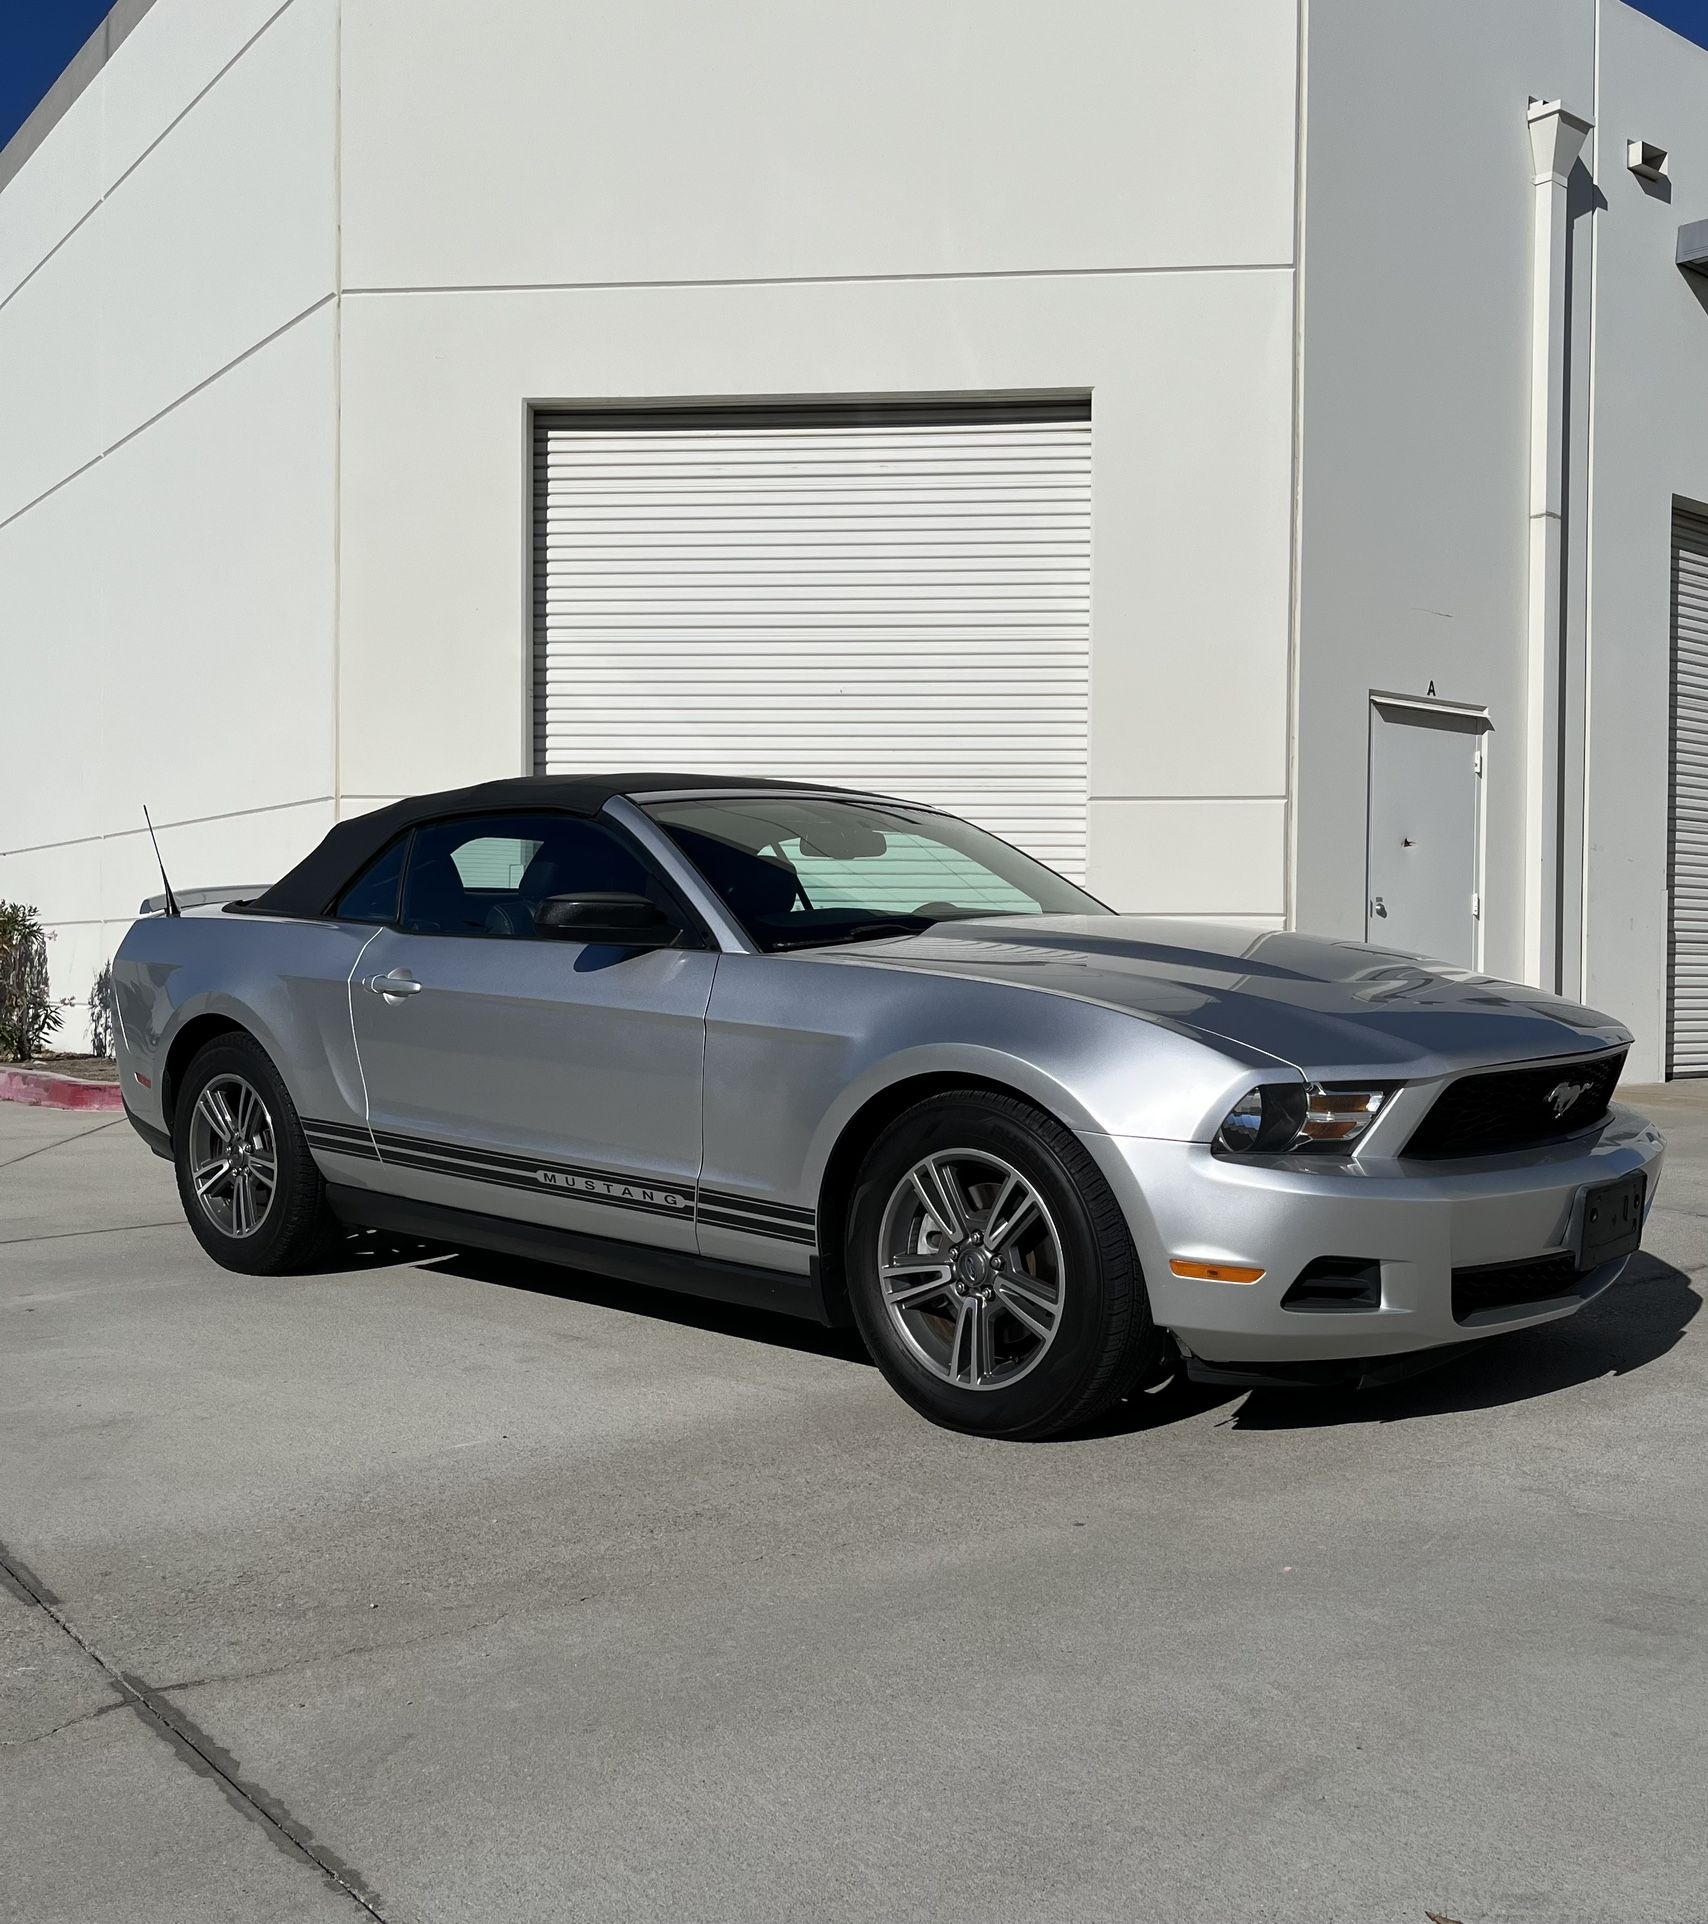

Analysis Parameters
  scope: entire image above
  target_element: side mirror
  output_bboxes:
[533,892,678,947]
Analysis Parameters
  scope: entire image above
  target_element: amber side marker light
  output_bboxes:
[1169,1259,1265,1285]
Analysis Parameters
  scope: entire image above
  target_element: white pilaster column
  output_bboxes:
[1522,99,1592,991]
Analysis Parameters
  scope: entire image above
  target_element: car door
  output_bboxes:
[348,809,714,1251]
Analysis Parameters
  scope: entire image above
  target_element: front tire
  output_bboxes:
[845,1089,1159,1439]
[172,1033,341,1275]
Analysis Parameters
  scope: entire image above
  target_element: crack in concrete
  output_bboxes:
[157,1609,515,1699]
[0,1115,126,1169]
[0,1535,391,1921]
[0,1220,181,1249]
[2,1696,130,1747]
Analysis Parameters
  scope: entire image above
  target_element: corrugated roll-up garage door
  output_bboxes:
[1669,504,1708,1074]
[532,400,1092,876]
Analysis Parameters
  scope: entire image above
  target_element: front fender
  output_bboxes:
[798,1038,1109,1200]
[700,949,1277,1223]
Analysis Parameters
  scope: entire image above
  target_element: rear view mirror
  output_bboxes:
[533,892,678,946]
[798,819,888,861]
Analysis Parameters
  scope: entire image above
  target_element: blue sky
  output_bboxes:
[1631,0,1708,47]
[2,0,112,151]
[3,0,1708,153]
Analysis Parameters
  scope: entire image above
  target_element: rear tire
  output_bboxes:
[171,1033,342,1275]
[845,1089,1159,1439]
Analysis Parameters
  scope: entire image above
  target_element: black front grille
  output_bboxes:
[1404,1049,1625,1160]
[1452,1253,1584,1322]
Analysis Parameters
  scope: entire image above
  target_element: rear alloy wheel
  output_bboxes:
[172,1033,342,1275]
[847,1090,1159,1439]
[187,1073,278,1240]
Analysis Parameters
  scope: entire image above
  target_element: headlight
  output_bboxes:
[1215,1084,1305,1153]
[1215,1083,1392,1156]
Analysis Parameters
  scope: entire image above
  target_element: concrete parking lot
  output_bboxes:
[2,1092,1705,1924]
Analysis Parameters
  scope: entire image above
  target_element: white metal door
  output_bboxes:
[532,402,1092,876]
[1669,505,1708,1074]
[1366,699,1484,968]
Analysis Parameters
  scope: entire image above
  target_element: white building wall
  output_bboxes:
[1291,0,1708,1080]
[333,0,1301,924]
[7,0,1700,1071]
[1582,3,1708,1075]
[1291,0,1596,977]
[0,0,339,1040]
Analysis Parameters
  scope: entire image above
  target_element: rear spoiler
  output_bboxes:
[138,886,269,915]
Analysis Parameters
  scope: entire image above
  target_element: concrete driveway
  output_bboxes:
[3,1091,1705,1924]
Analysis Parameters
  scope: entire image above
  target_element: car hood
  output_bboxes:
[809,916,1632,1079]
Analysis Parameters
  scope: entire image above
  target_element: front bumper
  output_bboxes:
[1081,1105,1664,1367]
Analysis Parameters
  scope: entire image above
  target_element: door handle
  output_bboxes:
[365,972,423,997]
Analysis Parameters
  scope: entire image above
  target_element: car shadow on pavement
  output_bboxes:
[305,1231,440,1273]
[1223,1254,1701,1431]
[420,1245,878,1365]
[317,1235,1698,1433]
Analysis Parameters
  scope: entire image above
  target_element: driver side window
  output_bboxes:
[398,813,657,939]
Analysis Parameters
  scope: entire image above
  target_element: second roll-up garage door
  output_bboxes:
[1670,504,1708,1074]
[532,400,1092,877]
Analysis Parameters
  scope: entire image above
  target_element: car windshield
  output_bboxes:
[643,794,1108,952]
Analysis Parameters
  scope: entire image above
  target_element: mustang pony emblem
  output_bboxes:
[1546,1078,1592,1119]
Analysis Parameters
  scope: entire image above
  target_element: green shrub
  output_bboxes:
[89,960,116,1060]
[0,902,62,1062]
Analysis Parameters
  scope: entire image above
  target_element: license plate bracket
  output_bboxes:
[1575,1171,1646,1269]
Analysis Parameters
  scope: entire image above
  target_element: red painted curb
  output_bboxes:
[0,1065,126,1112]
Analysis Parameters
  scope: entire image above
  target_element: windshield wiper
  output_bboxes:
[765,920,924,952]
[843,920,929,942]
[764,912,1021,953]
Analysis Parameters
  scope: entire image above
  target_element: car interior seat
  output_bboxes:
[665,830,803,925]
[484,825,653,937]
[403,846,478,933]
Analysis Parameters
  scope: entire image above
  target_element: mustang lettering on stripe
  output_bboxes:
[537,1169,689,1210]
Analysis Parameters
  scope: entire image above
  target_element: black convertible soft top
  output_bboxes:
[238,772,869,919]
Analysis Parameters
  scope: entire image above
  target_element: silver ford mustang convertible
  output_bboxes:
[113,773,1663,1439]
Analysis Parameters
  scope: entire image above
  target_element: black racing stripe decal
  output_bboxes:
[366,1128,693,1221]
[697,1210,818,1247]
[697,1204,815,1231]
[370,1129,574,1177]
[696,1189,816,1228]
[369,1126,688,1199]
[376,1148,691,1220]
[302,1119,381,1161]
[309,1121,815,1246]
[698,1187,818,1250]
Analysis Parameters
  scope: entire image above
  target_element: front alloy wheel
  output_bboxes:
[877,1149,1065,1390]
[847,1089,1159,1439]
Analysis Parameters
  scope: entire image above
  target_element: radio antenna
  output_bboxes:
[143,805,181,917]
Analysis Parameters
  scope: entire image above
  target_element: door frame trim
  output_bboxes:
[1370,690,1494,730]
